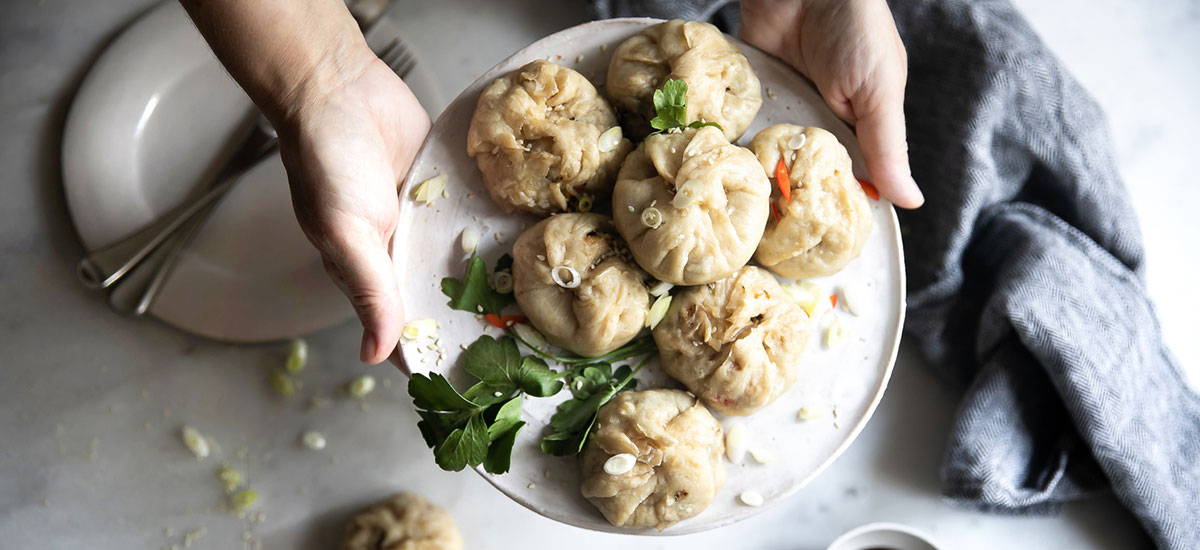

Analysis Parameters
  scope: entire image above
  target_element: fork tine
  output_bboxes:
[377,39,400,65]
[387,49,412,75]
[378,38,417,78]
[394,55,416,78]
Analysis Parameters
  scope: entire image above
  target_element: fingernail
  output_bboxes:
[360,331,377,363]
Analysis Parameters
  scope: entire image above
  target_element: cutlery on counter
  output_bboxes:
[75,2,416,317]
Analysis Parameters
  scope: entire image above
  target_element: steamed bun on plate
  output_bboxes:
[653,266,810,416]
[612,126,770,286]
[580,389,725,530]
[512,213,649,357]
[467,60,632,215]
[750,124,872,278]
[606,19,762,141]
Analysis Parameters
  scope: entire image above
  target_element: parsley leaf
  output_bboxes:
[539,359,644,457]
[487,396,524,441]
[483,420,524,474]
[435,414,490,471]
[408,336,568,474]
[648,79,723,133]
[408,373,476,411]
[462,336,522,386]
[463,336,564,398]
[517,356,566,397]
[441,256,514,315]
[650,79,689,131]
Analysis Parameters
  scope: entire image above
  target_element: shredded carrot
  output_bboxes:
[830,294,838,308]
[774,157,791,202]
[770,202,782,223]
[484,314,528,329]
[858,178,880,201]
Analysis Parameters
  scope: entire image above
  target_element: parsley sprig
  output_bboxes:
[412,252,657,473]
[410,335,563,473]
[649,79,723,133]
[511,331,657,366]
[441,255,513,315]
[539,358,647,456]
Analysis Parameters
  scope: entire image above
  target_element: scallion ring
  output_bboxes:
[551,265,581,289]
[640,207,664,229]
[492,271,514,294]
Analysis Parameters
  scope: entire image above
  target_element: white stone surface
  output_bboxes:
[0,0,1194,549]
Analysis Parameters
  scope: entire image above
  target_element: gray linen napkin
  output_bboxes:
[592,1,1200,548]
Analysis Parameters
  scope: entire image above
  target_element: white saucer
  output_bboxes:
[828,522,942,550]
[395,19,906,535]
[61,1,441,342]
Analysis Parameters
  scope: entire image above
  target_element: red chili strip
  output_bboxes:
[484,314,528,329]
[858,178,880,201]
[775,157,792,202]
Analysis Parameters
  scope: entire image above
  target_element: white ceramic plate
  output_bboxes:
[62,1,441,342]
[396,19,905,535]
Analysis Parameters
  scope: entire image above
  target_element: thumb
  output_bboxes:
[320,234,403,365]
[852,96,925,209]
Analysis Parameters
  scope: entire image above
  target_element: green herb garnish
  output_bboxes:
[510,330,657,366]
[415,253,657,473]
[409,335,563,473]
[649,79,723,133]
[539,359,645,456]
[440,255,514,315]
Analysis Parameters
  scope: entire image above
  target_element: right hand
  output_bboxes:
[741,0,924,208]
[275,53,431,367]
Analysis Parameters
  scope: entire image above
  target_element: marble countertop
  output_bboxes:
[1,0,1195,548]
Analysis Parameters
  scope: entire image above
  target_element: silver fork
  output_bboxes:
[377,37,417,79]
[86,34,419,316]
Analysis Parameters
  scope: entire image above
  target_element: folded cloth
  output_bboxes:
[592,1,1200,548]
[591,0,740,31]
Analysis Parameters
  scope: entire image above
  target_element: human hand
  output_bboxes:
[276,55,431,366]
[741,0,924,208]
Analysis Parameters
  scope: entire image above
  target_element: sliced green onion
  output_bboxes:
[285,338,307,373]
[230,489,258,512]
[648,280,673,297]
[181,426,210,460]
[491,271,514,294]
[270,371,296,397]
[411,174,447,205]
[640,207,664,229]
[577,194,595,213]
[646,294,673,329]
[348,375,376,398]
[598,126,622,153]
[401,318,439,341]
[216,466,242,493]
[301,431,326,451]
